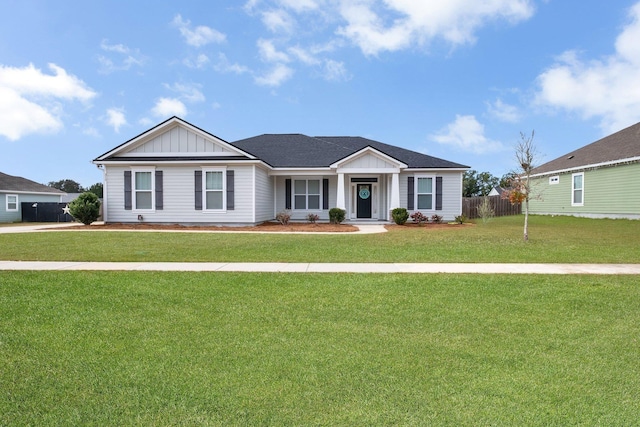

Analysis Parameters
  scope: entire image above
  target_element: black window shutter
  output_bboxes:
[323,178,329,210]
[124,171,132,210]
[285,179,292,209]
[226,170,234,210]
[155,171,163,210]
[436,176,443,211]
[194,170,202,210]
[407,176,414,210]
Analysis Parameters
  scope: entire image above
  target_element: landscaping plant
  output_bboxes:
[68,191,101,225]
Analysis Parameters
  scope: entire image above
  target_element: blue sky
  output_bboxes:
[2,0,640,188]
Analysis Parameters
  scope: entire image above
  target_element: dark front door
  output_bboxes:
[356,184,372,218]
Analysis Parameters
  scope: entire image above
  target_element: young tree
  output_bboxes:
[69,192,101,225]
[508,130,539,242]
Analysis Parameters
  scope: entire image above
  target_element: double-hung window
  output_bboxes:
[6,194,18,211]
[294,179,320,210]
[205,170,225,210]
[134,171,153,210]
[416,177,433,210]
[572,173,584,206]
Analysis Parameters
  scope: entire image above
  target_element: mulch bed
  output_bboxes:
[80,221,359,233]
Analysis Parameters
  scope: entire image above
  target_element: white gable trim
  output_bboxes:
[531,156,640,178]
[330,146,408,170]
[94,117,255,161]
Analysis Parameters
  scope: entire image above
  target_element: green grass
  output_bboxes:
[1,215,639,263]
[1,271,638,425]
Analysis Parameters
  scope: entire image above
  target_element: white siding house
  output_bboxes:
[94,117,468,225]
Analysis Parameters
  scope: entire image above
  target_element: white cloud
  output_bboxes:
[534,2,640,133]
[337,0,535,56]
[105,108,127,133]
[258,39,290,63]
[152,97,187,118]
[323,59,350,82]
[98,40,146,73]
[487,98,521,123]
[0,63,96,141]
[183,53,210,69]
[288,45,321,65]
[164,82,205,103]
[278,0,319,13]
[172,14,226,47]
[83,127,100,138]
[214,53,251,74]
[430,115,505,154]
[254,63,294,86]
[262,9,295,33]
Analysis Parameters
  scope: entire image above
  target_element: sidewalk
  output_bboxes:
[1,261,639,274]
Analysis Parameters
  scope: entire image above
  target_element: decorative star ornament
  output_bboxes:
[62,204,71,215]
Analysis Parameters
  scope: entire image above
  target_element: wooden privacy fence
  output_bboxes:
[462,195,521,219]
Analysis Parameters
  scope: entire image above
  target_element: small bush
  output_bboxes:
[69,192,101,225]
[410,211,428,226]
[392,208,409,225]
[454,214,467,224]
[276,210,291,225]
[430,214,443,224]
[329,208,346,224]
[477,196,495,224]
[306,213,320,224]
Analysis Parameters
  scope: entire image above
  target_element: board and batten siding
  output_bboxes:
[104,165,255,224]
[399,171,463,221]
[125,125,235,155]
[529,163,640,219]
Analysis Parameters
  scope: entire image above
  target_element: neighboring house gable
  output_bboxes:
[529,122,640,219]
[0,172,65,223]
[94,117,469,224]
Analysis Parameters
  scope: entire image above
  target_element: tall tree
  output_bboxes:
[463,170,499,197]
[87,182,103,198]
[48,179,84,193]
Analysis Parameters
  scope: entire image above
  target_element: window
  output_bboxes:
[294,179,320,210]
[549,176,559,185]
[572,173,584,206]
[134,171,153,210]
[417,177,433,210]
[6,194,18,211]
[205,170,225,210]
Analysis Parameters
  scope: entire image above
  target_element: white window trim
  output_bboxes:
[132,167,155,211]
[203,167,227,212]
[6,194,18,211]
[549,176,559,185]
[293,178,322,211]
[415,175,435,211]
[571,172,584,207]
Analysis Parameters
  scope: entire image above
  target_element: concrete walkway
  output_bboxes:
[1,261,639,274]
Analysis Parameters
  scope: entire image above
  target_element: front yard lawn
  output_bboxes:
[1,215,638,263]
[1,271,638,425]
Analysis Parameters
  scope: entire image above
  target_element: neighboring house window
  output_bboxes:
[549,176,559,185]
[6,194,18,211]
[205,170,225,210]
[294,179,320,210]
[572,173,584,206]
[134,170,154,210]
[416,177,434,210]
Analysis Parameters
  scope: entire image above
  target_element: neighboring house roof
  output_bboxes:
[532,121,640,176]
[231,134,468,169]
[0,172,65,195]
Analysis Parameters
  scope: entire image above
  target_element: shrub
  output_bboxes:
[430,214,443,224]
[276,210,291,225]
[454,214,467,224]
[392,208,409,225]
[477,196,495,224]
[329,208,346,224]
[410,211,428,226]
[306,213,320,224]
[69,192,101,225]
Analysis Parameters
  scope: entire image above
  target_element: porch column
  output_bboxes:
[336,173,345,209]
[390,172,400,210]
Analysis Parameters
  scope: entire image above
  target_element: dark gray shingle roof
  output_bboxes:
[0,172,65,194]
[532,121,640,175]
[231,134,468,168]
